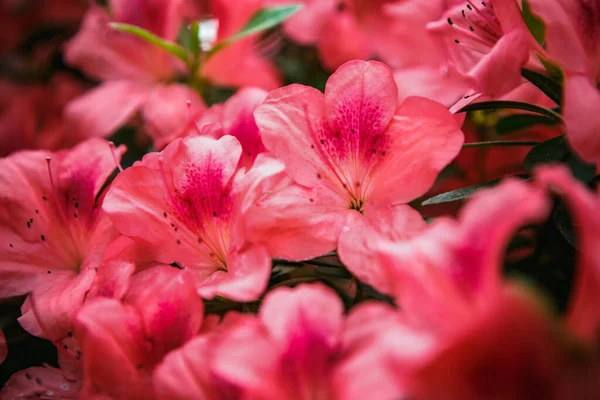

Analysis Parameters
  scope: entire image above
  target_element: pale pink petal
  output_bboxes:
[317,13,370,71]
[394,65,476,107]
[338,204,426,294]
[369,96,464,205]
[0,366,82,399]
[469,29,531,97]
[65,81,151,139]
[564,74,600,164]
[198,244,271,302]
[245,182,354,260]
[254,84,327,187]
[143,84,205,150]
[536,166,600,344]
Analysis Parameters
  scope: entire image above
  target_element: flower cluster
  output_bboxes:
[1,0,599,399]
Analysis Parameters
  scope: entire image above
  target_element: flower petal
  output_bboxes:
[564,74,600,164]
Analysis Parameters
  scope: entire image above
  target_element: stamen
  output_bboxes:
[108,142,124,172]
[45,157,78,250]
[186,101,202,135]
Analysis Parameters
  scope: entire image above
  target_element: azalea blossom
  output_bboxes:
[74,266,204,399]
[250,59,463,260]
[103,135,285,301]
[0,365,82,399]
[427,0,537,98]
[0,138,124,320]
[155,283,381,399]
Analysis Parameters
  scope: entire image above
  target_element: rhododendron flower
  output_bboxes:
[428,0,536,98]
[251,60,463,260]
[0,138,124,305]
[74,266,204,399]
[64,0,205,140]
[103,135,285,301]
[155,87,268,170]
[156,283,377,399]
[0,328,6,364]
[529,0,600,164]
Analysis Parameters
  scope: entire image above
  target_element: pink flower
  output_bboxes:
[155,283,369,399]
[155,87,268,170]
[529,0,600,164]
[74,266,204,400]
[64,0,204,140]
[0,138,124,302]
[428,0,536,98]
[251,60,463,260]
[103,135,285,301]
[0,327,6,364]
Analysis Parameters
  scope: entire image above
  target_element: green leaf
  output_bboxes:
[208,4,302,56]
[522,0,546,46]
[422,179,503,206]
[521,68,563,105]
[524,136,568,170]
[538,54,565,82]
[524,136,596,182]
[496,113,558,135]
[458,100,562,122]
[109,22,189,62]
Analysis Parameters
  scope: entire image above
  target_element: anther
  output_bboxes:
[447,18,454,25]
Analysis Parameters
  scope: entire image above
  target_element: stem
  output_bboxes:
[463,140,541,148]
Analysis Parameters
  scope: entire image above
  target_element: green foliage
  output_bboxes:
[109,22,189,62]
[521,68,563,105]
[496,113,558,135]
[458,100,562,123]
[521,0,546,46]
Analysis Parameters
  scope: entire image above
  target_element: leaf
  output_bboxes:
[496,113,558,135]
[458,101,562,122]
[422,179,503,206]
[524,136,596,182]
[109,22,189,62]
[521,0,546,46]
[538,54,565,82]
[208,4,303,55]
[521,68,563,105]
[524,136,568,170]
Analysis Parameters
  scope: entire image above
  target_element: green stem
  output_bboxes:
[463,141,541,148]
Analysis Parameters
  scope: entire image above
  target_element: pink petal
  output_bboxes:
[338,204,426,295]
[65,81,151,139]
[536,166,600,344]
[259,283,344,351]
[110,0,185,41]
[280,0,335,44]
[245,181,354,261]
[469,29,531,97]
[254,84,327,187]
[368,96,464,205]
[219,87,268,168]
[75,299,153,400]
[393,65,477,107]
[124,266,204,358]
[86,259,135,300]
[143,84,205,150]
[197,244,271,302]
[317,13,370,71]
[64,6,175,82]
[564,74,600,164]
[0,366,82,399]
